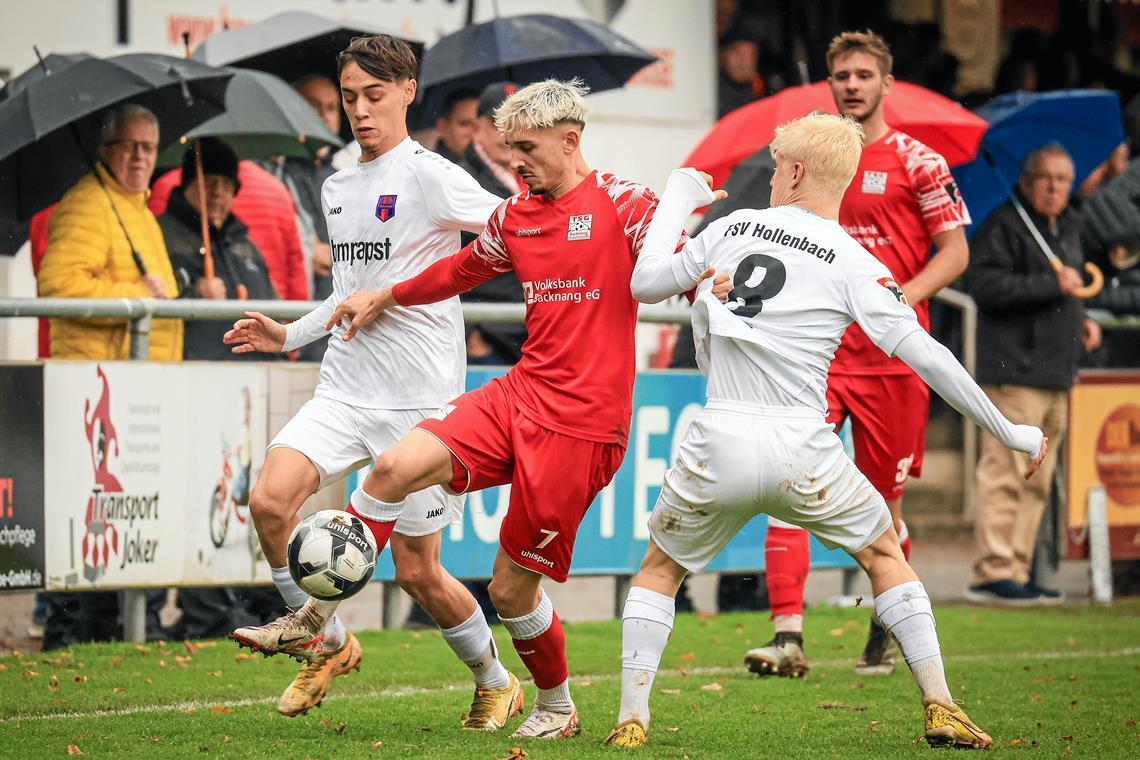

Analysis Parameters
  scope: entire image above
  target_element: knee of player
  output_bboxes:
[394,560,437,600]
[368,451,416,498]
[487,574,527,613]
[248,481,294,522]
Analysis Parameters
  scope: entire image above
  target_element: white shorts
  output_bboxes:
[269,396,464,537]
[649,400,892,574]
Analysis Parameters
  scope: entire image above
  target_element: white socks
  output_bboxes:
[774,613,804,634]
[874,581,953,706]
[618,586,676,727]
[350,486,404,521]
[440,606,511,689]
[270,565,344,650]
[538,679,573,713]
[500,590,574,713]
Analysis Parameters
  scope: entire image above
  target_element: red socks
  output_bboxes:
[346,503,396,553]
[765,525,810,618]
[512,612,568,689]
[899,521,911,561]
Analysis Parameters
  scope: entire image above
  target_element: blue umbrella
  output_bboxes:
[952,89,1125,231]
[414,14,656,128]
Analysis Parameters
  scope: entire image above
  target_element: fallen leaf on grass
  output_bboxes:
[1009,739,1029,747]
[109,657,120,668]
[73,676,87,684]
[1069,700,1078,708]
[660,689,681,696]
[575,681,593,687]
[157,660,167,668]
[501,748,527,759]
[819,701,868,712]
[679,651,696,662]
[665,727,680,733]
[174,656,192,666]
[206,671,222,678]
[149,735,158,744]
[1061,735,1074,742]
[208,705,232,714]
[67,745,84,756]
[829,628,845,637]
[417,727,432,733]
[1030,694,1042,702]
[371,741,383,750]
[112,687,125,694]
[182,708,196,715]
[183,641,198,655]
[1126,719,1136,728]
[133,644,151,654]
[145,678,153,685]
[1066,636,1076,647]
[222,736,230,744]
[48,674,60,691]
[336,721,346,735]
[851,682,865,690]
[0,663,6,672]
[399,644,412,651]
[22,670,39,679]
[700,682,723,692]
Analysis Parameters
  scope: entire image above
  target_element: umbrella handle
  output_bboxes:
[1050,257,1105,299]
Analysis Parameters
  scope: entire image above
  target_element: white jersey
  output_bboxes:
[282,137,501,409]
[680,204,922,413]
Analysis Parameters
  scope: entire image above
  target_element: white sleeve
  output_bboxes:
[282,293,337,352]
[630,168,715,303]
[844,257,924,357]
[415,158,501,234]
[894,330,1044,457]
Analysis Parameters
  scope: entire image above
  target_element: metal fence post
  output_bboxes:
[122,589,147,643]
[129,312,152,360]
[1087,485,1113,604]
[614,574,632,617]
[382,582,405,629]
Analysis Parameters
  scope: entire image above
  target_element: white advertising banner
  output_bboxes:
[42,362,270,590]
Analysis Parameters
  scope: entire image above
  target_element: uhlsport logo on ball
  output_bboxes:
[287,510,378,600]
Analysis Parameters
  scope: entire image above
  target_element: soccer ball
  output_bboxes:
[287,510,378,601]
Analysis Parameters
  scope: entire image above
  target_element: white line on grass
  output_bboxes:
[3,646,1137,724]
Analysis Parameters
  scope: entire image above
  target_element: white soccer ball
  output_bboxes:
[287,510,378,601]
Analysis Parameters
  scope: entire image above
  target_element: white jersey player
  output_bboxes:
[604,114,1048,751]
[222,35,522,729]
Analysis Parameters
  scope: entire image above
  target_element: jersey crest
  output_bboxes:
[567,214,592,241]
[861,170,888,195]
[375,194,398,222]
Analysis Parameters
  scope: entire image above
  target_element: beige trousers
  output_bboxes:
[972,385,1068,586]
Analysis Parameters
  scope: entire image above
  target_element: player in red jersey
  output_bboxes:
[237,78,728,738]
[747,30,971,679]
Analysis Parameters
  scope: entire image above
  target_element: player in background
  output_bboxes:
[750,30,972,679]
[221,36,518,727]
[231,78,730,739]
[604,114,1045,750]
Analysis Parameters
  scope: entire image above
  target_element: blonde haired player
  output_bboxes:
[603,113,1046,750]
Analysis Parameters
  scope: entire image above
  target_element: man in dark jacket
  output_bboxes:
[159,138,279,360]
[964,143,1101,604]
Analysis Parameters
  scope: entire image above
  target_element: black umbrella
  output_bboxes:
[414,14,656,128]
[693,146,775,235]
[157,68,343,166]
[0,53,232,243]
[190,11,424,87]
[0,52,95,98]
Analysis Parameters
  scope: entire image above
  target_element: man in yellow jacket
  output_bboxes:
[38,103,183,361]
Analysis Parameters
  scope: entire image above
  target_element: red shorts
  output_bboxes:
[826,372,929,501]
[416,376,625,582]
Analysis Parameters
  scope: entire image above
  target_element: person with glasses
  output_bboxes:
[964,143,1102,605]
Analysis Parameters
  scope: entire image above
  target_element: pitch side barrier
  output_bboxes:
[0,292,1007,640]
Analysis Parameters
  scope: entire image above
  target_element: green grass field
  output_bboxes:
[1,601,1138,759]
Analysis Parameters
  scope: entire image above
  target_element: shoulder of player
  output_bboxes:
[593,171,657,208]
[884,129,951,178]
[404,145,477,187]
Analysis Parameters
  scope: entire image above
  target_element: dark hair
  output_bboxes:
[441,88,479,119]
[337,35,418,83]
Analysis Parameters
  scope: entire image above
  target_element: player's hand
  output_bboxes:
[695,268,733,303]
[697,170,728,203]
[326,289,396,342]
[1025,436,1048,481]
[224,311,286,354]
[1057,266,1084,296]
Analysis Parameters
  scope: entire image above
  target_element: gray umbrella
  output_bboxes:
[157,68,343,166]
[191,11,424,87]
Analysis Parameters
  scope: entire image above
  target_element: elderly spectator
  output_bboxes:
[964,143,1102,605]
[37,103,176,650]
[149,161,309,303]
[717,28,763,117]
[457,82,527,366]
[37,104,183,360]
[433,89,479,165]
[159,139,279,360]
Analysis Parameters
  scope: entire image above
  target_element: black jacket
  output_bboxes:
[159,190,279,361]
[965,191,1085,390]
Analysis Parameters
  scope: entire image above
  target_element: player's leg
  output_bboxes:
[489,551,580,739]
[850,528,991,749]
[390,529,523,731]
[847,374,928,676]
[604,539,687,748]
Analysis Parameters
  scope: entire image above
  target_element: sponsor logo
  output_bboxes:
[327,206,342,216]
[521,276,601,305]
[944,180,962,207]
[877,276,909,306]
[331,238,391,265]
[861,170,888,195]
[430,404,457,421]
[426,506,445,519]
[375,194,398,222]
[515,226,542,237]
[519,549,554,567]
[518,649,536,656]
[567,214,592,241]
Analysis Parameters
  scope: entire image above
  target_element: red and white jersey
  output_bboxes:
[832,129,969,375]
[395,170,663,446]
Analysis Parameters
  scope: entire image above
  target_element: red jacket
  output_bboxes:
[150,161,309,301]
[29,206,54,358]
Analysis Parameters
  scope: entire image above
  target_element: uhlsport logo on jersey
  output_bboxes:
[861,170,888,195]
[567,214,592,241]
[375,194,398,222]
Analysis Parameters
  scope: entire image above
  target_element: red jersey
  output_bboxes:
[832,129,969,375]
[394,170,661,446]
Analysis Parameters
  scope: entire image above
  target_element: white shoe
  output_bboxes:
[510,705,581,739]
[744,632,809,678]
[231,599,326,663]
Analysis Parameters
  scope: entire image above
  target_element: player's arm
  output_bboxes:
[630,168,727,303]
[223,293,335,354]
[892,330,1046,478]
[901,226,968,305]
[415,157,502,234]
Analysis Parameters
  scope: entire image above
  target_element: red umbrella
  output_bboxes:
[686,81,987,188]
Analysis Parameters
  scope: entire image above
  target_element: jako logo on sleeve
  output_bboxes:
[327,207,342,216]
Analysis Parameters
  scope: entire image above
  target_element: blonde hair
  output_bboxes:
[770,113,865,197]
[494,78,589,134]
[826,30,893,76]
